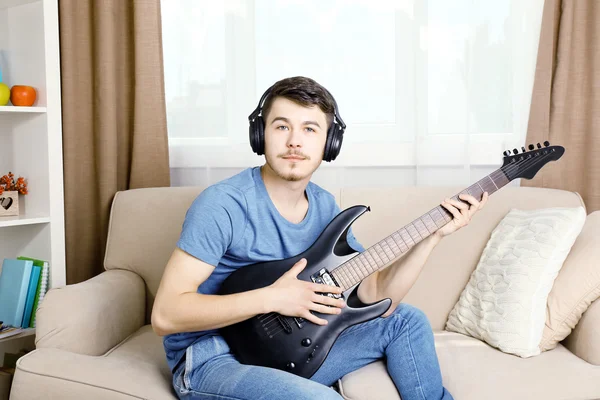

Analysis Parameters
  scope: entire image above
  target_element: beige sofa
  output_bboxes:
[9,185,600,400]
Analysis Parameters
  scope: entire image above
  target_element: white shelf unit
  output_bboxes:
[0,0,65,296]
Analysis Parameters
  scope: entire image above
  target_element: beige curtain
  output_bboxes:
[59,0,171,284]
[523,0,600,212]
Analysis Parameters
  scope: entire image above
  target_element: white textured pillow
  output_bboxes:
[445,207,586,358]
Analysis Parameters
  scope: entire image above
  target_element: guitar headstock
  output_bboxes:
[501,141,565,181]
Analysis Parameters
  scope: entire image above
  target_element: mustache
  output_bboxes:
[278,152,310,160]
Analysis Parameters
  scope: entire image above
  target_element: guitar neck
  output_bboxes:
[330,168,511,291]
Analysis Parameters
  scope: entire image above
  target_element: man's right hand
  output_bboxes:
[264,258,346,326]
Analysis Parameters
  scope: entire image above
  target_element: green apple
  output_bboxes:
[0,83,9,106]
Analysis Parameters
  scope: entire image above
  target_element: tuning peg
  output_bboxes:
[521,146,526,153]
[544,141,550,147]
[503,150,512,157]
[513,148,518,155]
[537,143,542,149]
[529,144,535,150]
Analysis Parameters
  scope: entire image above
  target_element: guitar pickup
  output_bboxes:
[312,268,342,300]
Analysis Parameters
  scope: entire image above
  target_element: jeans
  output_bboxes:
[172,303,454,400]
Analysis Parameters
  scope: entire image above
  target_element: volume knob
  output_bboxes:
[301,338,312,347]
[286,362,295,370]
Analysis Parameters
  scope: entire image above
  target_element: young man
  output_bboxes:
[152,76,488,400]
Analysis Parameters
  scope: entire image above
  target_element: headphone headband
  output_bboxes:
[248,85,274,123]
[248,85,345,130]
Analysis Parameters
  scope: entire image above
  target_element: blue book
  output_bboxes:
[0,259,33,327]
[21,264,41,328]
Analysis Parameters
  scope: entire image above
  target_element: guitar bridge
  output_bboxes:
[311,268,342,299]
[259,313,293,338]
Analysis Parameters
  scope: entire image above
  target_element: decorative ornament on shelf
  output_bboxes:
[0,66,10,106]
[0,172,28,217]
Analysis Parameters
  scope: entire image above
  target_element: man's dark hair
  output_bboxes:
[261,76,335,129]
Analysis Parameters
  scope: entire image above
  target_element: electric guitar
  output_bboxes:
[219,142,564,379]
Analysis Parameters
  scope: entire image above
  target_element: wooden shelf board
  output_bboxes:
[0,328,35,343]
[0,106,47,113]
[0,215,50,228]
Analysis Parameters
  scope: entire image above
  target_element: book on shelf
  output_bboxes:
[17,257,49,328]
[0,259,32,328]
[0,257,50,331]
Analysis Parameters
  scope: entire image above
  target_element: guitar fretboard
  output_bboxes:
[330,168,510,291]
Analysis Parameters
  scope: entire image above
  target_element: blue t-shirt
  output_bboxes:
[163,166,365,372]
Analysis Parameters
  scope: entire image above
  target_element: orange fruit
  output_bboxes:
[10,85,37,106]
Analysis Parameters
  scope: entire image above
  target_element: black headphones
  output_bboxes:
[248,84,346,162]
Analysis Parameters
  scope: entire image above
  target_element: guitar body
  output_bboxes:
[219,205,392,379]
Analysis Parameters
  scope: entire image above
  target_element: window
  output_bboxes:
[161,0,544,169]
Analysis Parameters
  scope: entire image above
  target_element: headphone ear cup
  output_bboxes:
[323,124,343,162]
[249,119,258,154]
[249,115,265,155]
[254,116,265,155]
[323,125,335,162]
[330,128,343,161]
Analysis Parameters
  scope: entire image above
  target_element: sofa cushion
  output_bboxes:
[338,331,600,400]
[541,211,600,351]
[12,325,176,400]
[445,207,586,357]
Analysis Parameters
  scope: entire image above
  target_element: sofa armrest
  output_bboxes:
[563,298,600,365]
[35,269,145,356]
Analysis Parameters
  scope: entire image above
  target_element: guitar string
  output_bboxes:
[259,313,278,323]
[263,317,284,329]
[267,327,285,337]
[263,319,281,329]
[263,320,284,336]
[258,313,274,321]
[259,314,288,337]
